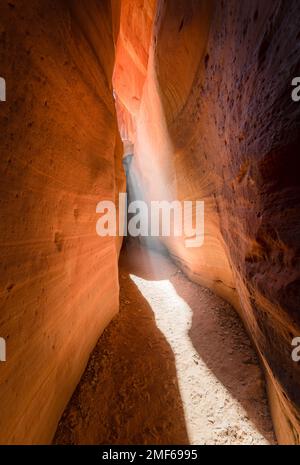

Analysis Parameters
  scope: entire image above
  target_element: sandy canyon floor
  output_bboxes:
[54,243,275,445]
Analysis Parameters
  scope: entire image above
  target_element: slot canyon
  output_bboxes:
[0,0,300,446]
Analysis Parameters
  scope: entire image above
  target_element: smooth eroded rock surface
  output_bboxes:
[1,0,300,445]
[0,0,125,444]
[113,0,300,443]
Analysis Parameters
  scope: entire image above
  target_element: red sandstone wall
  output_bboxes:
[0,0,124,444]
[113,0,300,443]
[1,0,300,445]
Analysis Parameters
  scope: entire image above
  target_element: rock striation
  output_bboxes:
[0,0,125,444]
[113,0,300,444]
[1,0,300,445]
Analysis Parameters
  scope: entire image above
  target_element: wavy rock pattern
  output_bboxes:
[1,0,300,445]
[0,0,125,444]
[113,0,300,444]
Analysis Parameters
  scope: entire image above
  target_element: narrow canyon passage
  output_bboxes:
[54,243,275,445]
[1,0,300,446]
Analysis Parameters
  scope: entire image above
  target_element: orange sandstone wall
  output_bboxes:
[0,0,124,444]
[113,0,300,443]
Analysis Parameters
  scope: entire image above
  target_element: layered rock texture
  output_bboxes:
[1,0,300,445]
[113,0,300,444]
[0,0,124,444]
